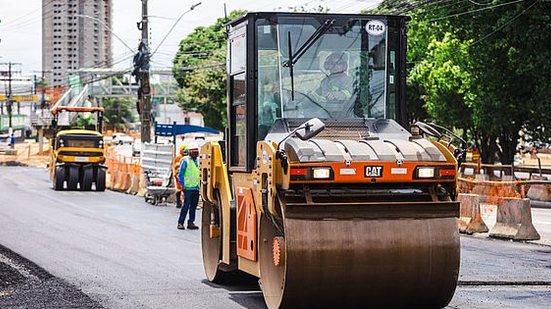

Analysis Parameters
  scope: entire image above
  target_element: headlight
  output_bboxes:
[312,167,331,179]
[417,167,435,178]
[59,139,65,147]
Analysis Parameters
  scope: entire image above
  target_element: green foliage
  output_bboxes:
[375,0,551,163]
[176,49,227,131]
[410,32,476,133]
[74,114,95,128]
[102,98,136,130]
[172,10,245,130]
[288,1,330,13]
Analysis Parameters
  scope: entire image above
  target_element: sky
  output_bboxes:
[0,0,383,74]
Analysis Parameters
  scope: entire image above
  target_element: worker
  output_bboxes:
[317,52,353,101]
[173,144,186,208]
[177,143,200,230]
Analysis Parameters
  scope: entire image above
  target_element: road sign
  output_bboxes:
[0,95,39,102]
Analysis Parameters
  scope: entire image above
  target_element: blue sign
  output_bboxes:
[155,122,220,143]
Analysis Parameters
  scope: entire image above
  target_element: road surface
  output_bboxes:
[0,167,550,308]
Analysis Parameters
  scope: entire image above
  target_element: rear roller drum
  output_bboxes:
[201,192,244,283]
[53,166,65,191]
[81,168,93,191]
[67,166,79,190]
[95,168,106,191]
[201,199,224,282]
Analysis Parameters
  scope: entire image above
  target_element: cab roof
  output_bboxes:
[228,11,410,27]
[51,106,104,115]
[56,129,102,137]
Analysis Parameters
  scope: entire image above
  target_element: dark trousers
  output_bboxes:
[176,191,182,207]
[178,189,199,225]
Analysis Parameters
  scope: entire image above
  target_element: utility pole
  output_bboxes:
[33,70,52,154]
[135,0,152,143]
[0,62,22,134]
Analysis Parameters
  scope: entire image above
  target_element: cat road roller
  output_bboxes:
[200,12,462,308]
[49,106,106,191]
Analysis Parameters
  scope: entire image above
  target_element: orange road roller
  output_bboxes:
[200,12,462,308]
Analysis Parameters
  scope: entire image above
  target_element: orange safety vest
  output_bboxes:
[174,154,184,191]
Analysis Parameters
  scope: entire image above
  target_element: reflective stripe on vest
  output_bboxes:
[183,157,200,188]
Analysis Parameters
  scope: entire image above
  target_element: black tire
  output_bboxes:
[54,166,65,191]
[81,168,93,191]
[95,168,106,191]
[67,166,79,190]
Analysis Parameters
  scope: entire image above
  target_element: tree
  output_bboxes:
[102,98,136,131]
[176,50,227,130]
[410,32,476,139]
[374,0,551,164]
[172,10,246,130]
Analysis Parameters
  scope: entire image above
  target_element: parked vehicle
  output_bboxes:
[112,133,133,145]
[132,139,142,156]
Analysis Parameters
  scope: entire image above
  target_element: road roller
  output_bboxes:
[49,106,107,191]
[200,12,461,308]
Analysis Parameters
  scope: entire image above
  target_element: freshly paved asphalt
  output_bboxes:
[0,167,550,308]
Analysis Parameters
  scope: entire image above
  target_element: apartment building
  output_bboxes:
[42,0,112,87]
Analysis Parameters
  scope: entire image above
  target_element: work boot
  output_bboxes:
[187,222,199,230]
[177,223,185,230]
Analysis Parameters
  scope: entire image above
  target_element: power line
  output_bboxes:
[467,0,494,5]
[427,0,525,22]
[470,0,539,46]
[151,2,202,58]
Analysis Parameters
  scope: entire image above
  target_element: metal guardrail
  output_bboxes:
[460,163,551,180]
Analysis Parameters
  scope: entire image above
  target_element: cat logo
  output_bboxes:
[365,166,383,178]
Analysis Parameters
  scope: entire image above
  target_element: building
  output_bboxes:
[42,0,112,87]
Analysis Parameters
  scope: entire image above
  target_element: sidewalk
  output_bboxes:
[0,140,50,167]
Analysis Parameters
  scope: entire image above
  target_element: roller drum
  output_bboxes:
[260,202,460,308]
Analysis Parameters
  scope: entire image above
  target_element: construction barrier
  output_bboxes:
[457,193,488,234]
[105,147,145,195]
[489,197,541,241]
[526,175,551,202]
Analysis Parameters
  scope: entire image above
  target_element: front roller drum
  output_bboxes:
[259,202,460,308]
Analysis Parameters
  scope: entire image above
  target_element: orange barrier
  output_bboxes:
[489,198,541,241]
[126,161,141,195]
[457,193,488,234]
[459,177,523,203]
[104,147,143,195]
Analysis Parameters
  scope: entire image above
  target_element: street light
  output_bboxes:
[74,14,135,54]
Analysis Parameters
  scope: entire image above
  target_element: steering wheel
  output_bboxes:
[281,88,333,118]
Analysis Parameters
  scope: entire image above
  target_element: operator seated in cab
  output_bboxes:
[309,51,357,118]
[316,52,353,101]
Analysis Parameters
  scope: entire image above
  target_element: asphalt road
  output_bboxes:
[0,167,550,308]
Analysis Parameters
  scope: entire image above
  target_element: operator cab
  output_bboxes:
[227,12,408,171]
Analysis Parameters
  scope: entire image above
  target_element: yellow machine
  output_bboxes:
[49,106,106,191]
[200,12,463,308]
